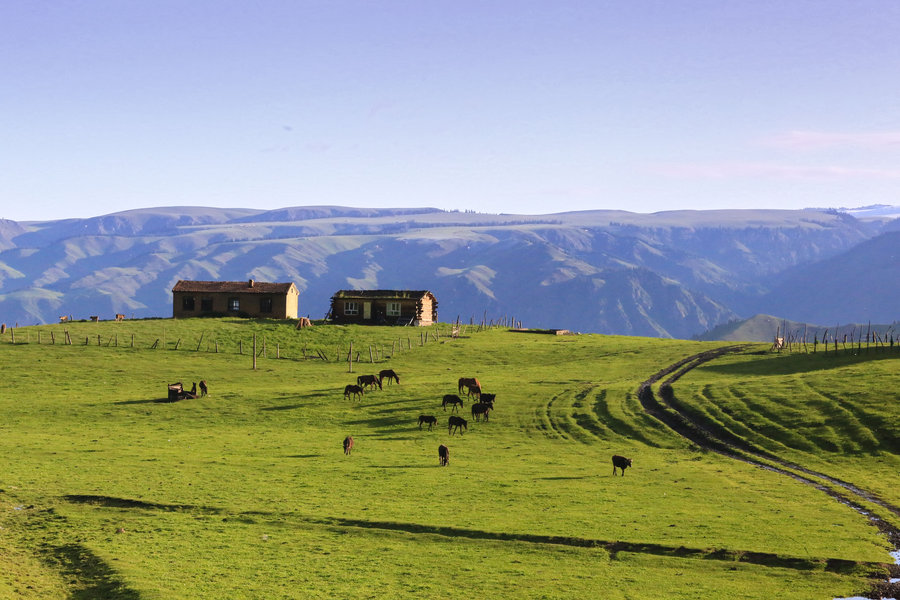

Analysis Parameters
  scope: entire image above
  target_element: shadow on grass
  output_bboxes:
[113,398,166,405]
[319,516,884,576]
[701,349,900,377]
[536,475,593,481]
[284,454,321,459]
[64,494,222,514]
[367,464,432,469]
[261,404,306,411]
[47,543,143,600]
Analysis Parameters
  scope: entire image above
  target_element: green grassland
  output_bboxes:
[0,318,898,599]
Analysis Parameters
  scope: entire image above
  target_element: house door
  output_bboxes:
[363,302,372,320]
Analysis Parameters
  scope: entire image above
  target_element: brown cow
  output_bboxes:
[343,436,354,455]
[378,369,400,385]
[438,444,449,466]
[115,313,125,321]
[90,316,99,322]
[458,377,480,395]
[612,455,632,476]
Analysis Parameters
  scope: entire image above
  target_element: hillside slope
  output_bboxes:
[0,206,891,337]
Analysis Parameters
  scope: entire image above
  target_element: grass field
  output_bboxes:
[0,318,898,599]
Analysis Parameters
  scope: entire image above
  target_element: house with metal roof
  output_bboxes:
[172,279,299,319]
[328,290,437,326]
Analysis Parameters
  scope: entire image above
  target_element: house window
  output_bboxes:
[201,297,213,312]
[344,301,359,315]
[182,296,195,311]
[260,297,273,313]
[228,297,240,312]
[386,302,401,317]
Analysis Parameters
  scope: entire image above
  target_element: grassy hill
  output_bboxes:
[1,318,898,599]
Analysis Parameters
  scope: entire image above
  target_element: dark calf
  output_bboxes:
[418,415,437,430]
[438,444,449,466]
[612,455,632,476]
[343,436,354,455]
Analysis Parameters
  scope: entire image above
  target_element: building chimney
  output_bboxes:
[249,279,255,288]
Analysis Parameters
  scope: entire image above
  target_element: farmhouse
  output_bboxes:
[172,279,299,319]
[329,290,437,326]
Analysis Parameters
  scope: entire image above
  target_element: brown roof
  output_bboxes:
[172,280,296,294]
[331,289,434,300]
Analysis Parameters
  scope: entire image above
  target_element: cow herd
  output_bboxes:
[338,369,633,475]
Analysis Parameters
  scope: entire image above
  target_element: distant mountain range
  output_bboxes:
[0,206,897,339]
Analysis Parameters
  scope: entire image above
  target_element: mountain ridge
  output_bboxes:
[0,206,896,337]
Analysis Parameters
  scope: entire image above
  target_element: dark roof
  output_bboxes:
[172,280,296,294]
[331,289,434,300]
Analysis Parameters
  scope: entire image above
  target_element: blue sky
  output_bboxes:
[3,1,899,221]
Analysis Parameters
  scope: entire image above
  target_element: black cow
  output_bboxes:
[479,393,496,405]
[442,394,464,412]
[438,444,449,466]
[379,369,400,385]
[343,436,354,455]
[612,455,632,476]
[418,415,438,430]
[344,384,364,401]
[449,415,467,436]
[471,402,491,422]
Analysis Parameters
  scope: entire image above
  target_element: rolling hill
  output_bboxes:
[0,206,896,337]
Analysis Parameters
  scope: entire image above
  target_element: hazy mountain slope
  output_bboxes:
[755,231,900,325]
[0,206,891,336]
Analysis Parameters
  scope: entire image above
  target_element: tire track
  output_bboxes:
[637,346,900,597]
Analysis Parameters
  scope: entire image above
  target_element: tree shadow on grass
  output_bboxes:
[64,494,222,514]
[113,398,166,405]
[46,543,143,600]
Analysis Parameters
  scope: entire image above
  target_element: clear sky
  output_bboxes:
[2,1,899,222]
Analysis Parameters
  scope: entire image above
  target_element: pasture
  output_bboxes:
[0,318,898,599]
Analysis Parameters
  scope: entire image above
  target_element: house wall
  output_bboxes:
[331,297,426,325]
[173,289,298,319]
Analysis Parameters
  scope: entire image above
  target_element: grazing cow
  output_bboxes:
[344,384,365,401]
[442,394,464,412]
[357,374,382,391]
[458,377,481,395]
[471,402,491,422]
[418,415,438,430]
[343,436,354,455]
[612,455,632,476]
[448,415,467,436]
[438,444,449,466]
[90,315,99,322]
[198,380,208,397]
[59,315,69,323]
[378,369,400,385]
[479,393,496,405]
[115,313,125,322]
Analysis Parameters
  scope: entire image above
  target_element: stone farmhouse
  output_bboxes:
[172,280,299,319]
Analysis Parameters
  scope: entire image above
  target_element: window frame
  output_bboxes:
[386,301,401,317]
